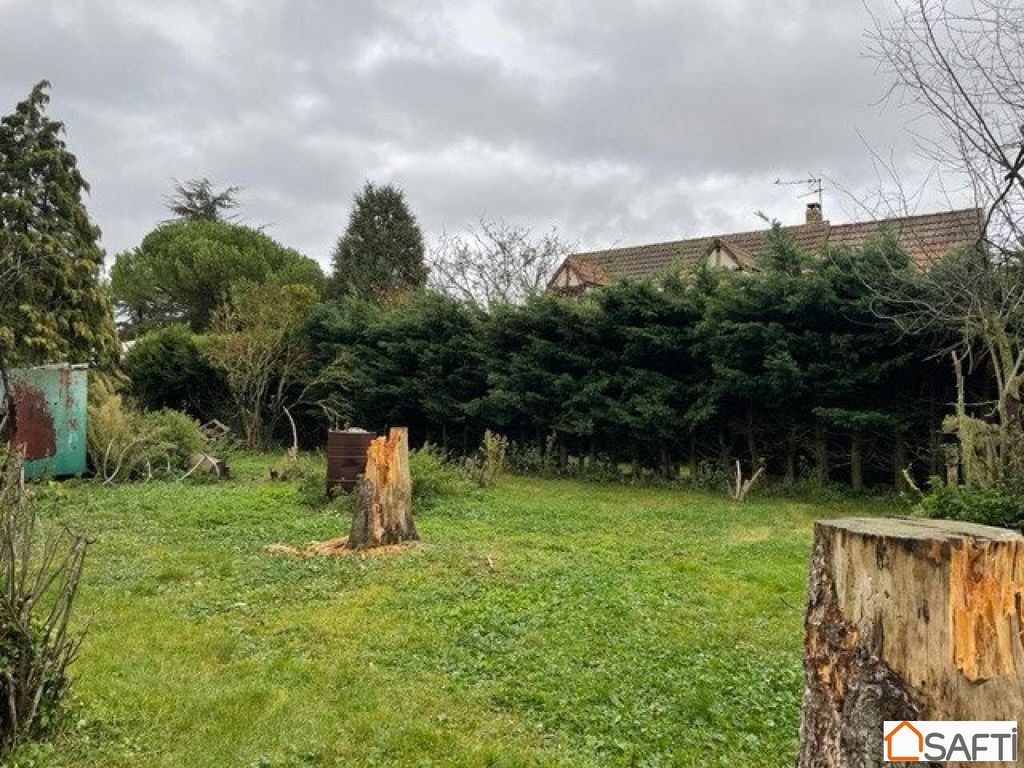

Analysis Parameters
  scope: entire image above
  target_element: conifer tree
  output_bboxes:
[0,81,118,397]
[165,178,240,222]
[328,181,427,301]
[111,220,324,332]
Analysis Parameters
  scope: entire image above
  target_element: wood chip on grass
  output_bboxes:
[264,537,421,558]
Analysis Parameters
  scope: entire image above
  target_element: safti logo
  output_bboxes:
[883,721,1018,762]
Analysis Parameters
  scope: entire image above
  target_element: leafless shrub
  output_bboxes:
[850,0,1024,486]
[429,218,574,309]
[0,447,88,753]
[867,0,1024,253]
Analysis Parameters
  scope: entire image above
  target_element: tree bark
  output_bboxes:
[850,432,863,492]
[347,427,418,549]
[797,518,1024,768]
[0,359,14,441]
[717,430,731,471]
[659,445,672,480]
[814,421,828,486]
[891,436,908,491]
[785,430,798,484]
[745,404,759,468]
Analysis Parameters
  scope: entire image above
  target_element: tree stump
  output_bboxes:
[347,427,418,549]
[797,517,1024,767]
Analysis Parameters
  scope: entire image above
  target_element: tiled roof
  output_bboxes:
[561,208,982,284]
[565,256,611,286]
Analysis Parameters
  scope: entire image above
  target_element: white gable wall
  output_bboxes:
[708,246,740,270]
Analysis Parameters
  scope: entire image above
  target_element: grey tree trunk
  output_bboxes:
[797,517,1024,768]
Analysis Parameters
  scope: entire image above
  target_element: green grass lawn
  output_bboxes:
[14,459,890,768]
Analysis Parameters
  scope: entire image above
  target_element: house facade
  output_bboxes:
[547,203,982,294]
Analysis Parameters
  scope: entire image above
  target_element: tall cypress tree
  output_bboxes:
[328,181,427,301]
[0,81,118,379]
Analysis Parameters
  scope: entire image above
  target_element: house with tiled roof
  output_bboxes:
[547,203,982,294]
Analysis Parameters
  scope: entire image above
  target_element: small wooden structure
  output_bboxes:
[347,427,418,549]
[326,428,376,492]
[796,517,1024,767]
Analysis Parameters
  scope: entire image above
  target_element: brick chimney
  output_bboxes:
[805,202,823,224]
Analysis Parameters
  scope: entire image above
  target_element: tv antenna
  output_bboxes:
[774,176,824,208]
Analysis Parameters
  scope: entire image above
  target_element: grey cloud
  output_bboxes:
[0,0,956,270]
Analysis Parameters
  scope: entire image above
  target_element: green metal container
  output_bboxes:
[1,364,89,478]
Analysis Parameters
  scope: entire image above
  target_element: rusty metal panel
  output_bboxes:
[326,428,375,490]
[1,364,88,479]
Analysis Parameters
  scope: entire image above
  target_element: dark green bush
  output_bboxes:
[144,408,207,467]
[918,481,1024,530]
[506,435,563,477]
[123,324,227,417]
[301,238,949,491]
[505,441,545,475]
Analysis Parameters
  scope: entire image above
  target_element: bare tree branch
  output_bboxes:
[852,0,1024,485]
[428,218,575,309]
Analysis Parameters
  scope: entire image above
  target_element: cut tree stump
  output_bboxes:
[796,517,1024,768]
[347,427,418,549]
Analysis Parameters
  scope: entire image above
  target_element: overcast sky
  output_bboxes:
[0,0,963,269]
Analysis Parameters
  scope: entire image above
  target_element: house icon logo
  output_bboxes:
[883,719,1018,761]
[885,721,924,761]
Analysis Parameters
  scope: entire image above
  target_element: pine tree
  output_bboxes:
[111,219,325,332]
[328,182,427,301]
[165,178,240,222]
[0,81,118,379]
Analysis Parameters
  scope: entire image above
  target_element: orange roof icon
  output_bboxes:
[885,721,924,761]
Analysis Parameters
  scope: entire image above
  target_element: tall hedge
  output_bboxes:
[124,228,954,486]
[293,230,953,488]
